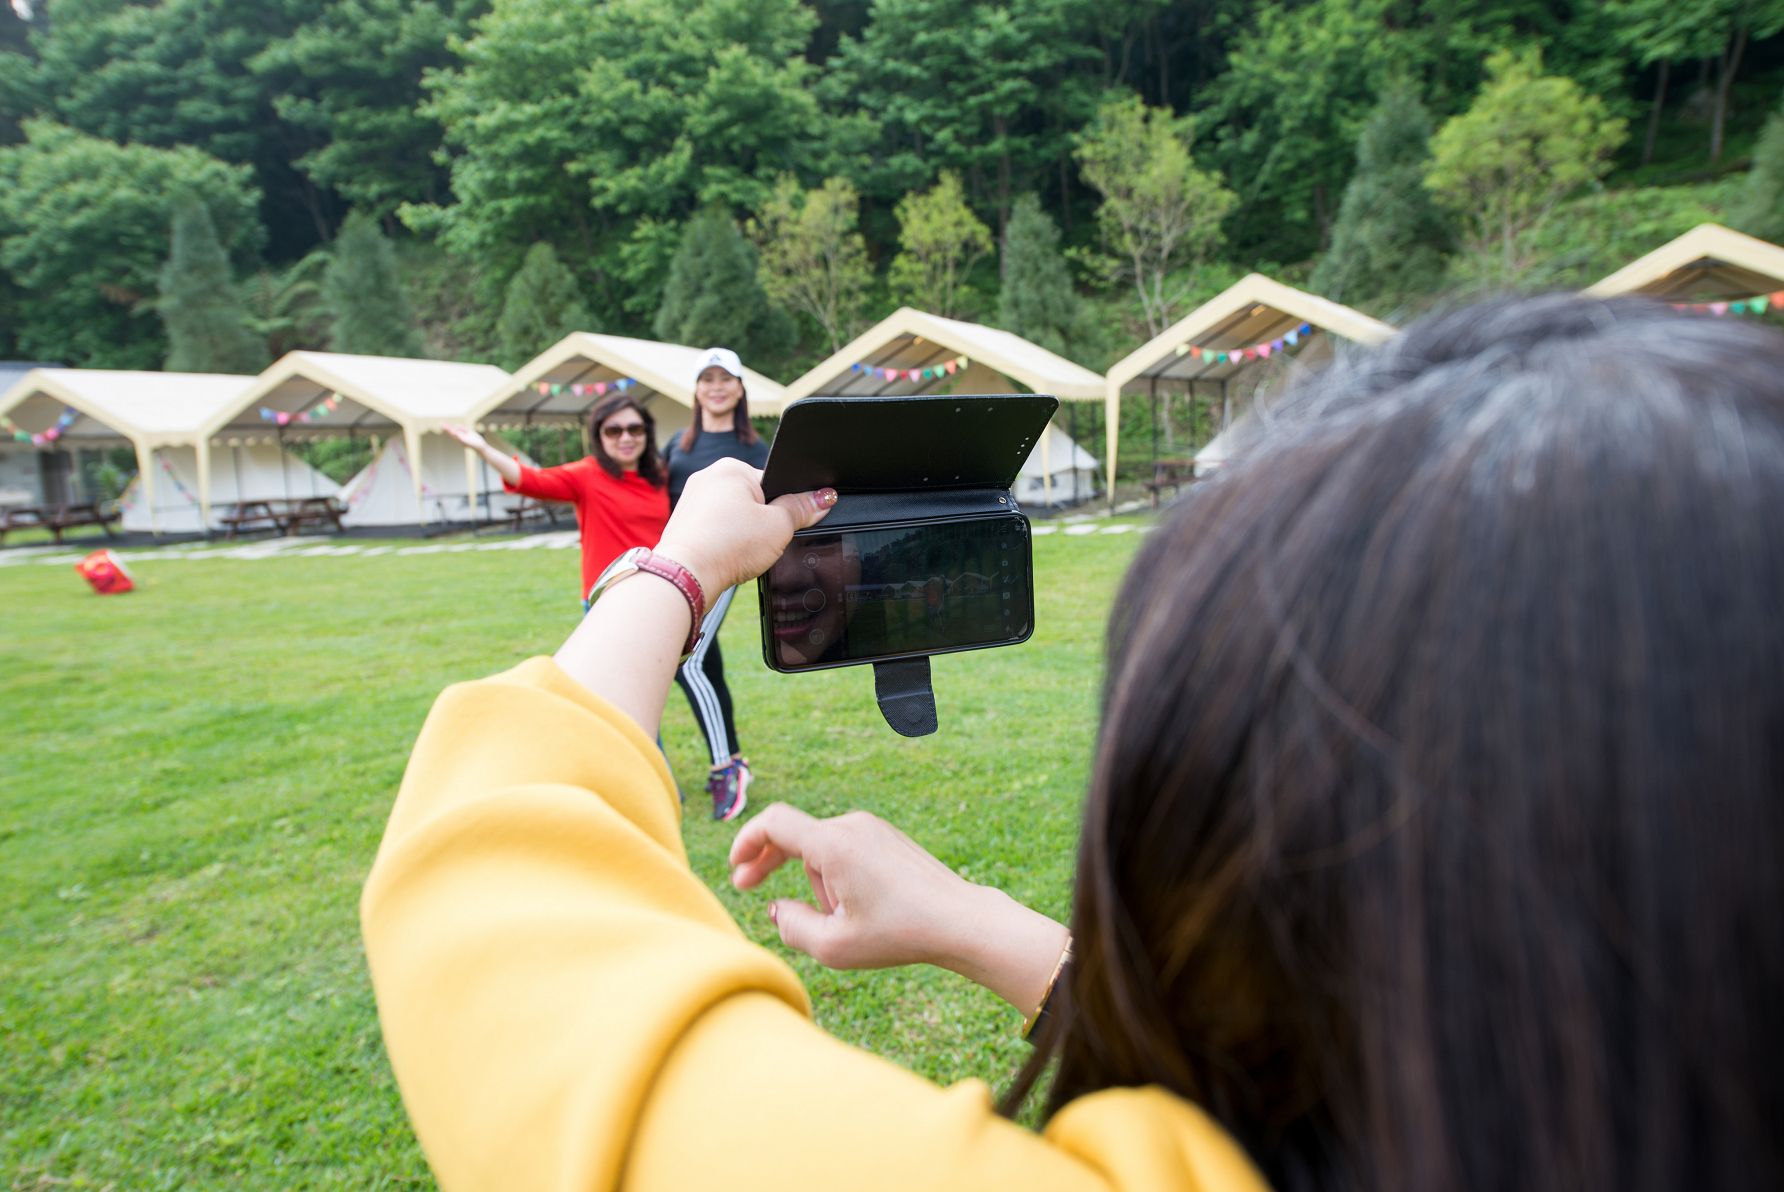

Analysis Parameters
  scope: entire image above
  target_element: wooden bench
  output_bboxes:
[0,502,121,545]
[277,496,346,536]
[504,497,566,533]
[1145,459,1197,507]
[221,500,284,540]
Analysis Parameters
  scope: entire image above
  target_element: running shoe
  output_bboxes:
[708,757,751,822]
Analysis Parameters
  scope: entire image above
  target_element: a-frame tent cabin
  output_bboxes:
[1585,223,1784,305]
[781,307,1106,506]
[204,352,509,528]
[0,368,306,535]
[1103,274,1396,488]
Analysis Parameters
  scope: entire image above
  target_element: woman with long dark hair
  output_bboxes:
[661,347,770,822]
[446,395,670,611]
[369,296,1783,1191]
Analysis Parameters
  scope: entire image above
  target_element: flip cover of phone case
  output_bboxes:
[761,392,1059,528]
[759,393,1059,737]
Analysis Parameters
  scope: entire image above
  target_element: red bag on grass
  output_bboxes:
[75,549,135,595]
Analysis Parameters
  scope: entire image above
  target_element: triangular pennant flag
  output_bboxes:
[1756,296,1772,312]
[1259,343,1273,358]
[1285,331,1299,346]
[536,381,550,396]
[1711,302,1729,316]
[1272,338,1285,352]
[945,360,958,374]
[1298,323,1312,336]
[595,381,608,396]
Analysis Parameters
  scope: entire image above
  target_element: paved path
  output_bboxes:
[0,502,1155,570]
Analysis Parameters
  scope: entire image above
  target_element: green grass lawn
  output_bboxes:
[0,526,1145,1189]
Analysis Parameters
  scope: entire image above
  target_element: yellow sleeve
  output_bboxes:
[362,657,1269,1192]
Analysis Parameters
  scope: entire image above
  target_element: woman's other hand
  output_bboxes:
[656,459,837,595]
[729,804,1070,1013]
[443,424,489,452]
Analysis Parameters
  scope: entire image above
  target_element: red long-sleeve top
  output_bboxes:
[504,458,670,600]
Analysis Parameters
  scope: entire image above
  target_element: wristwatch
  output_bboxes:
[585,547,707,660]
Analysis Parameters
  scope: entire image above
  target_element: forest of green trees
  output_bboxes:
[2,0,1782,386]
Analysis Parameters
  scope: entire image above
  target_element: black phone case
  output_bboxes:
[757,393,1059,736]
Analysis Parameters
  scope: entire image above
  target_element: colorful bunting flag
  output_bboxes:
[1173,322,1317,367]
[851,354,970,385]
[1673,291,1784,317]
[259,394,343,427]
[2,407,79,446]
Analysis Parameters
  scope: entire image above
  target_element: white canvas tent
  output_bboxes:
[338,431,535,528]
[120,442,337,533]
[468,333,789,453]
[781,307,1105,505]
[0,368,254,533]
[1016,423,1099,506]
[205,352,510,527]
[1585,223,1784,302]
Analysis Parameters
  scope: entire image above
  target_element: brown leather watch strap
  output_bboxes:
[635,552,707,658]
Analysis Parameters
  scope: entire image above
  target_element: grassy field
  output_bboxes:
[0,524,1145,1189]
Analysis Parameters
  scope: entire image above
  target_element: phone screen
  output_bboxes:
[762,515,1033,671]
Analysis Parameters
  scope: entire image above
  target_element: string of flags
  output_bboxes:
[1672,291,1783,317]
[850,355,970,383]
[157,454,199,506]
[259,393,343,426]
[536,378,637,398]
[3,407,79,446]
[1174,323,1316,366]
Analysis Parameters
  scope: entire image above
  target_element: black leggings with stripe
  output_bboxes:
[674,585,741,767]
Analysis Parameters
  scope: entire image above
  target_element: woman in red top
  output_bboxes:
[446,395,670,603]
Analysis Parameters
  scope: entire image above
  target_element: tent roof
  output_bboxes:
[208,351,510,439]
[0,368,253,447]
[1585,223,1784,301]
[783,307,1105,403]
[1106,274,1396,395]
[470,333,790,425]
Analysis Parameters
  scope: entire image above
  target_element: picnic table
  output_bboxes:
[220,497,346,539]
[1145,458,1197,507]
[0,502,121,545]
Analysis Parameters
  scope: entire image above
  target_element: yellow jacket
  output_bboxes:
[363,658,1269,1191]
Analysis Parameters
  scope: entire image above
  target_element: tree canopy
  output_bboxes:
[0,0,1780,376]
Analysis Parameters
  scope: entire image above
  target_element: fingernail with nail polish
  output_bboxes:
[768,902,779,924]
[817,488,838,507]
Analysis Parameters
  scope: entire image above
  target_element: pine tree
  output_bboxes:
[1312,89,1453,311]
[997,194,1083,358]
[496,242,593,369]
[157,196,266,373]
[323,210,425,357]
[653,208,793,365]
[1731,93,1784,243]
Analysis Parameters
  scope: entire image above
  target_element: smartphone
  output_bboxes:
[759,512,1034,673]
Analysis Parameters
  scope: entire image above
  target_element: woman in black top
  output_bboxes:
[662,347,771,821]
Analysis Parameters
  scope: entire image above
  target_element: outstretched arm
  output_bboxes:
[444,424,522,487]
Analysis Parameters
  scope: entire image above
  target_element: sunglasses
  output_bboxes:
[601,422,648,441]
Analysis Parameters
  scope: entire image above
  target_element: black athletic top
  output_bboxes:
[662,427,771,506]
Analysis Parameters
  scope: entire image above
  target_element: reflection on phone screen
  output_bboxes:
[766,517,1030,669]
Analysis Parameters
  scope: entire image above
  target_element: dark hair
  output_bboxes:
[678,365,760,454]
[586,394,665,486]
[1011,295,1784,1192]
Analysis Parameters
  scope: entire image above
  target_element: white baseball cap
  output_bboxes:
[695,347,744,384]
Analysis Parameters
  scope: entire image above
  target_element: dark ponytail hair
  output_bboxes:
[587,394,665,487]
[1008,295,1784,1192]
